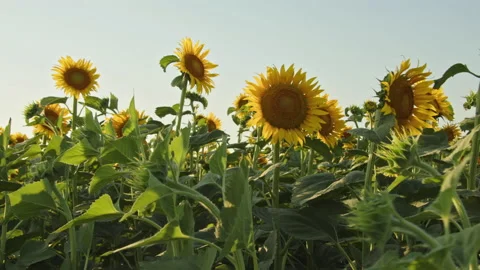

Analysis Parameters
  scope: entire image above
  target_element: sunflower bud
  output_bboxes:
[363,100,377,113]
[376,130,420,177]
[23,101,42,121]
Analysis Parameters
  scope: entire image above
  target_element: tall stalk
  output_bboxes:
[468,81,480,190]
[175,75,188,135]
[272,142,282,270]
[0,194,9,268]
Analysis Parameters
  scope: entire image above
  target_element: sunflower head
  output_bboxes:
[108,110,147,138]
[363,100,377,113]
[244,64,328,145]
[9,133,28,146]
[379,59,437,135]
[33,104,71,137]
[174,37,218,95]
[52,56,100,99]
[441,123,461,143]
[316,95,346,148]
[205,112,222,132]
[376,130,420,177]
[23,101,42,121]
[430,88,454,121]
[233,93,250,119]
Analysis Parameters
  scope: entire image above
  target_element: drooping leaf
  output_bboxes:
[58,139,98,165]
[155,106,177,118]
[437,222,480,268]
[170,127,191,173]
[433,63,480,89]
[0,181,22,192]
[374,113,395,142]
[11,240,57,269]
[190,130,226,148]
[8,180,57,219]
[89,164,125,194]
[122,97,140,138]
[418,130,449,156]
[160,55,180,72]
[84,108,103,134]
[348,128,380,143]
[40,96,68,106]
[291,173,336,206]
[186,91,208,109]
[305,137,333,162]
[54,194,123,233]
[101,136,140,164]
[209,136,227,178]
[109,93,119,111]
[83,96,109,113]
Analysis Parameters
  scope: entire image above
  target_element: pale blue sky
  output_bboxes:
[1,0,479,139]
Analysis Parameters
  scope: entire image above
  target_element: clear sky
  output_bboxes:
[1,0,479,139]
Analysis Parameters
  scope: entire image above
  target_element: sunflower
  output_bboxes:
[431,88,454,121]
[205,112,222,132]
[244,64,328,145]
[379,59,437,135]
[233,93,250,119]
[108,110,147,138]
[10,133,28,146]
[174,37,218,94]
[341,126,357,150]
[316,95,346,148]
[34,104,71,137]
[0,127,3,135]
[52,56,100,99]
[441,123,461,143]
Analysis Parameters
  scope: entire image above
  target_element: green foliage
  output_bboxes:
[159,55,180,72]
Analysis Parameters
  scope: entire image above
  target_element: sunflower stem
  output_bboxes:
[252,127,262,170]
[468,81,480,191]
[175,74,188,135]
[72,97,78,132]
[272,142,282,270]
[0,193,9,268]
[307,148,315,175]
[364,142,377,194]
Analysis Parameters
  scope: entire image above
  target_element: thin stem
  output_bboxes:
[272,142,281,270]
[468,81,480,190]
[416,160,441,178]
[132,216,162,231]
[235,250,246,270]
[452,192,471,229]
[334,242,357,270]
[394,217,439,249]
[364,142,377,194]
[252,127,262,170]
[0,193,9,267]
[250,250,260,270]
[72,97,78,132]
[307,148,315,175]
[175,75,188,135]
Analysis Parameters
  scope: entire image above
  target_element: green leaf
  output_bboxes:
[186,91,208,109]
[58,139,98,165]
[101,136,140,164]
[445,125,480,163]
[40,96,68,106]
[54,194,123,233]
[84,108,103,134]
[209,136,227,178]
[8,180,57,219]
[0,181,22,192]
[437,222,480,268]
[218,161,254,257]
[155,106,178,118]
[140,259,200,270]
[44,135,64,157]
[109,93,119,111]
[348,128,380,143]
[102,220,189,257]
[171,75,186,89]
[179,201,195,257]
[9,144,42,166]
[83,96,108,113]
[122,97,139,137]
[12,240,57,269]
[89,164,125,194]
[258,231,277,270]
[291,173,336,206]
[418,130,450,156]
[374,113,395,142]
[305,137,333,161]
[190,130,226,148]
[160,55,180,72]
[433,63,480,89]
[170,127,190,170]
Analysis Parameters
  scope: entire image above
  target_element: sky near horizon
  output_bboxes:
[1,0,479,140]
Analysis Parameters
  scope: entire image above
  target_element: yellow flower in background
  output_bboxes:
[431,88,454,121]
[108,110,147,138]
[316,95,346,148]
[441,123,461,143]
[0,127,3,135]
[244,64,328,145]
[205,112,222,132]
[174,37,218,94]
[34,104,71,137]
[10,133,28,146]
[52,56,100,99]
[363,100,377,113]
[233,93,250,119]
[380,59,437,135]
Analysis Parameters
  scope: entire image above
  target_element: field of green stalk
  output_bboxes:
[1,37,480,270]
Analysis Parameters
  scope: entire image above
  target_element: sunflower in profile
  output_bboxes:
[205,112,222,132]
[9,133,28,146]
[316,95,346,148]
[108,110,147,138]
[244,64,328,145]
[34,104,71,137]
[430,88,454,121]
[174,37,218,94]
[441,123,461,143]
[379,59,437,135]
[52,56,100,99]
[233,93,250,119]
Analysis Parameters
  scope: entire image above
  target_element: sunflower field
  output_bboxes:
[1,37,480,270]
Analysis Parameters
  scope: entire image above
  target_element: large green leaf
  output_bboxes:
[437,222,480,268]
[9,144,42,167]
[140,247,217,270]
[40,96,68,106]
[155,106,177,118]
[374,113,395,142]
[82,96,109,113]
[54,194,122,233]
[190,130,226,148]
[102,220,189,257]
[0,181,22,192]
[219,161,254,257]
[8,240,57,269]
[58,139,98,165]
[179,200,195,257]
[170,127,191,174]
[209,136,227,178]
[109,93,119,111]
[305,137,333,161]
[88,164,126,194]
[348,128,380,143]
[433,63,480,89]
[159,55,180,72]
[8,180,57,219]
[122,97,140,138]
[291,173,336,206]
[418,130,449,156]
[101,136,140,164]
[84,108,103,134]
[258,231,277,270]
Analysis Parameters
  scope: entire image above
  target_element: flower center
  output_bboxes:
[319,114,333,136]
[184,54,205,78]
[388,76,414,121]
[207,119,217,132]
[237,98,249,109]
[64,68,91,90]
[261,85,308,129]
